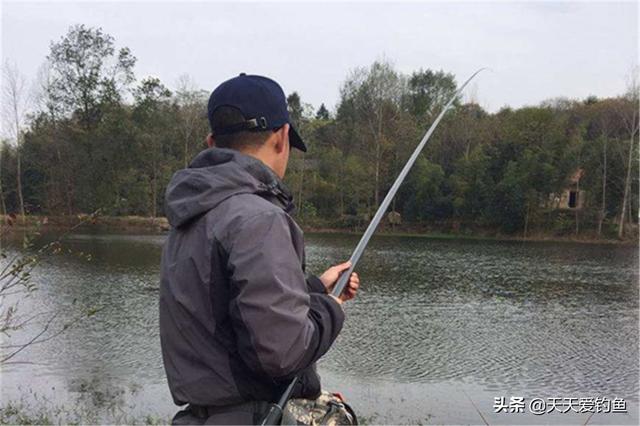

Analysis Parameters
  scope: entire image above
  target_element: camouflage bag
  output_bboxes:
[281,391,357,425]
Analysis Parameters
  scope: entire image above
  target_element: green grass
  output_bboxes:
[0,396,170,425]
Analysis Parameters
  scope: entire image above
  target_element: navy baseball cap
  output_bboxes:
[207,73,307,152]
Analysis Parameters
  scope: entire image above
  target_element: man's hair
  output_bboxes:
[210,106,273,151]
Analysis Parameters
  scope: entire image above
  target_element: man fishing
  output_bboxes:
[159,73,360,425]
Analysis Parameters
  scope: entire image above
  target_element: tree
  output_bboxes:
[174,74,208,167]
[481,106,568,233]
[579,98,620,236]
[0,140,6,216]
[405,69,457,123]
[401,157,445,221]
[47,24,136,128]
[32,61,74,214]
[316,103,330,120]
[133,77,173,217]
[287,92,304,126]
[616,69,639,238]
[450,145,493,221]
[2,36,638,241]
[1,61,29,220]
[43,25,137,213]
[430,102,489,176]
[337,61,405,211]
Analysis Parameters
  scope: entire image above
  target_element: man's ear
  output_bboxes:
[273,124,289,154]
[206,133,215,148]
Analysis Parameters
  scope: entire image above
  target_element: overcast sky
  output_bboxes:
[1,0,638,115]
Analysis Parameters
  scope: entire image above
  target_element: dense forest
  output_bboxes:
[1,25,638,239]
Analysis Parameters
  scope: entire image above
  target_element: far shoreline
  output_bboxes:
[304,227,638,246]
[1,214,637,247]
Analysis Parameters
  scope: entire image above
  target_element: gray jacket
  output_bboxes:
[159,147,344,408]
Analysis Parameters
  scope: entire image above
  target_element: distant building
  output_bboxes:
[548,169,585,210]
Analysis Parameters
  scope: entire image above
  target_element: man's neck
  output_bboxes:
[240,149,281,179]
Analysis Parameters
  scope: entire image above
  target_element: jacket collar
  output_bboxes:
[191,147,295,213]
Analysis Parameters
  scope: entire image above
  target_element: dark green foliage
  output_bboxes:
[287,92,303,127]
[1,26,637,238]
[316,103,330,120]
[47,24,136,128]
[400,157,447,221]
[405,69,458,123]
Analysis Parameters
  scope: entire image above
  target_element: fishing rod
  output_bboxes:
[260,68,485,426]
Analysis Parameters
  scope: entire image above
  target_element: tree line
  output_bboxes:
[1,25,638,238]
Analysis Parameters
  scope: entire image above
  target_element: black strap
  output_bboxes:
[213,117,269,135]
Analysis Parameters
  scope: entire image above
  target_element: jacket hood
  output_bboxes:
[165,147,294,228]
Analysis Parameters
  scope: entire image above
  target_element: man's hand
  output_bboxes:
[319,261,360,304]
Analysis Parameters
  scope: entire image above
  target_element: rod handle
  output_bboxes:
[259,404,283,426]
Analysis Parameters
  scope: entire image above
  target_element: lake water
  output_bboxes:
[1,232,638,425]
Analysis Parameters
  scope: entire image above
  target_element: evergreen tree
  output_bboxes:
[316,103,330,120]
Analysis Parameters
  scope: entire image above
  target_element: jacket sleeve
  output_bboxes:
[225,210,344,380]
[306,275,327,294]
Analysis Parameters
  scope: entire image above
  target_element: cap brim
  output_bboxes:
[289,125,307,152]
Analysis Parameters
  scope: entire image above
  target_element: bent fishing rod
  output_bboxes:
[260,68,485,426]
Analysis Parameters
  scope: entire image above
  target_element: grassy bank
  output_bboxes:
[1,214,637,245]
[0,215,169,234]
[0,399,169,425]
